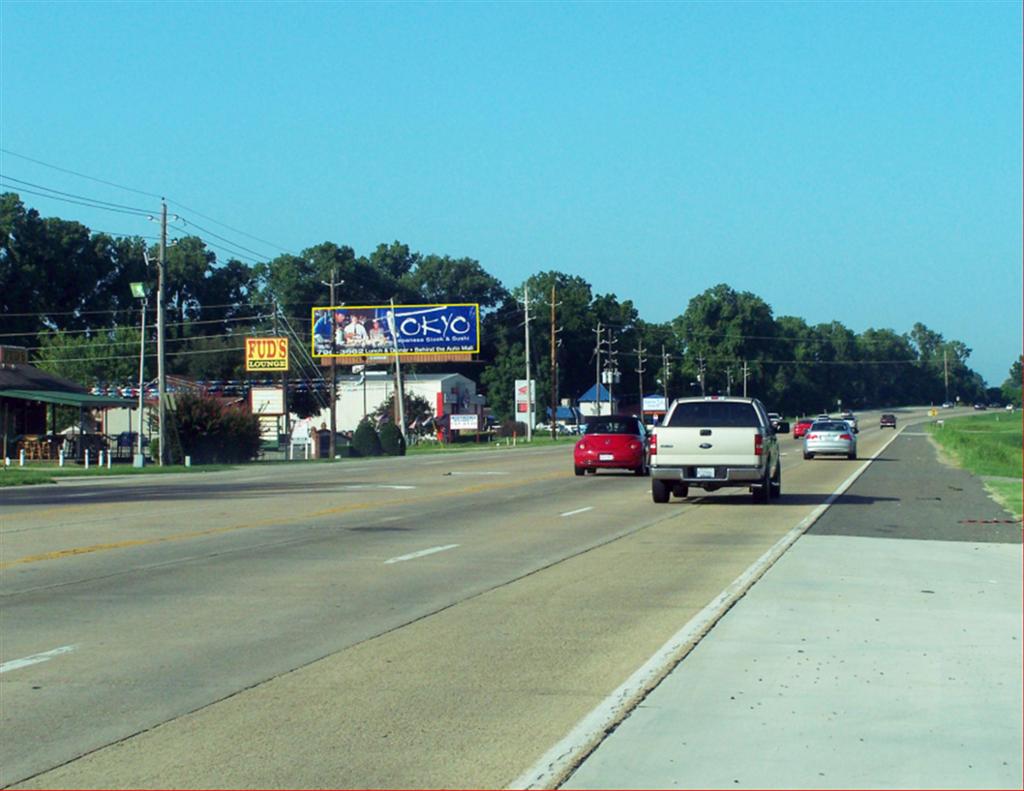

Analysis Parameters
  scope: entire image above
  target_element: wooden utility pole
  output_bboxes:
[550,285,559,439]
[328,271,338,460]
[635,338,646,417]
[523,283,532,441]
[593,321,603,417]
[661,344,670,410]
[156,201,167,465]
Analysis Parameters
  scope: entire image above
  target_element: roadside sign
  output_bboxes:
[246,337,289,371]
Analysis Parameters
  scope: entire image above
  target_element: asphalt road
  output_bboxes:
[0,407,969,788]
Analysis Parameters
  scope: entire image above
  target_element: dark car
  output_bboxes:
[574,415,649,476]
[880,413,897,429]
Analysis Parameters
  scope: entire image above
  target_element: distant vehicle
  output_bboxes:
[941,402,954,409]
[840,411,859,433]
[767,412,784,431]
[574,415,649,476]
[880,413,897,429]
[793,418,815,439]
[817,413,831,420]
[973,403,987,410]
[1006,404,1016,412]
[803,420,857,460]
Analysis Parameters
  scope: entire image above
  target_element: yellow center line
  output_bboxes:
[1,470,568,569]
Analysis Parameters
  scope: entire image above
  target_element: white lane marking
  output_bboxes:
[340,484,416,490]
[378,516,403,523]
[508,427,906,790]
[1,644,78,674]
[560,507,594,517]
[446,471,510,476]
[384,544,459,564]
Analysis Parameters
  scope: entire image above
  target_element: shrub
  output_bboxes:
[162,391,261,464]
[497,419,528,438]
[351,418,383,457]
[379,422,406,456]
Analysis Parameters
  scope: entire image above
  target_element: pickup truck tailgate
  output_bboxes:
[654,427,759,468]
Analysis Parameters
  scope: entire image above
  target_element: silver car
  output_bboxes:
[803,419,857,460]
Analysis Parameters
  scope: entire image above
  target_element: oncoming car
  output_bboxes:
[803,420,857,460]
[574,416,649,476]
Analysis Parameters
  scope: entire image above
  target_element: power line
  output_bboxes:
[0,174,157,214]
[0,183,154,217]
[0,148,164,199]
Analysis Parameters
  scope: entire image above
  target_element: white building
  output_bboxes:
[330,370,481,432]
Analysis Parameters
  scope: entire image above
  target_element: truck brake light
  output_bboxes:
[754,433,763,456]
[649,434,657,456]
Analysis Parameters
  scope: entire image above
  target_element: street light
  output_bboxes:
[130,281,147,467]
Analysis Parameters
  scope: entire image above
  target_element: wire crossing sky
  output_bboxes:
[1,1,1020,385]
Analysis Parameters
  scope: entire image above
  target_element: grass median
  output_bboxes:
[927,411,1022,519]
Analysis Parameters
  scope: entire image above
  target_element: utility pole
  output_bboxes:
[635,338,647,419]
[550,285,560,440]
[697,352,706,396]
[661,344,670,410]
[943,348,949,403]
[390,298,406,445]
[328,271,339,460]
[606,326,618,414]
[593,321,603,418]
[743,359,749,398]
[726,367,733,396]
[156,200,167,466]
[523,283,533,442]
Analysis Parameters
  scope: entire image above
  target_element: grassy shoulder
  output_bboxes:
[927,412,1022,519]
[0,463,238,487]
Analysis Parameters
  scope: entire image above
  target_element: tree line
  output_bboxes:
[2,192,1019,421]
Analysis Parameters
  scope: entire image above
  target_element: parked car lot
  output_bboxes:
[803,419,857,460]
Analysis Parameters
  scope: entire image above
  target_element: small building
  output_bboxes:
[330,371,483,432]
[0,347,135,460]
[577,383,618,418]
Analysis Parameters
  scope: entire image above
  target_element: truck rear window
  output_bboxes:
[666,402,760,428]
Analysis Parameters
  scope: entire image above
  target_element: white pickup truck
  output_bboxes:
[649,396,789,504]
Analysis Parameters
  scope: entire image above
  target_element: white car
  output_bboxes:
[803,419,857,460]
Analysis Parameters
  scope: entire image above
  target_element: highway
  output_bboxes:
[0,407,953,788]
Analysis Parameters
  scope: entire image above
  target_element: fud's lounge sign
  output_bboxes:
[246,337,289,371]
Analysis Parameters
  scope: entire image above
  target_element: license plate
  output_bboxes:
[696,467,715,478]
[599,453,614,461]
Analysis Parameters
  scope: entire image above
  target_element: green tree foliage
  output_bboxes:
[35,327,143,386]
[371,391,434,428]
[1001,356,1022,407]
[378,422,406,456]
[351,418,383,457]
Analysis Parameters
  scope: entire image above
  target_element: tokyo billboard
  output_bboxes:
[311,303,480,358]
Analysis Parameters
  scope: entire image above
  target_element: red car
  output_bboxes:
[574,415,649,476]
[793,418,815,439]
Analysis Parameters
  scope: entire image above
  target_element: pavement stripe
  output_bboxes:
[0,645,77,674]
[560,507,594,517]
[384,544,459,564]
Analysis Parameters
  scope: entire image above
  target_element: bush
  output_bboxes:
[351,419,383,457]
[162,391,262,464]
[497,419,528,438]
[379,422,406,456]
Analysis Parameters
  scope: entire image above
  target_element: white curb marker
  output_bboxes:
[384,544,459,564]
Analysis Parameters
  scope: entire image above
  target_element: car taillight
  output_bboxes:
[577,441,586,451]
[807,433,818,440]
[839,433,852,441]
[629,442,640,450]
[649,434,657,455]
[754,433,763,456]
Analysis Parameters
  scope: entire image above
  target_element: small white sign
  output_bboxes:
[449,413,479,431]
[642,396,667,412]
[251,386,285,415]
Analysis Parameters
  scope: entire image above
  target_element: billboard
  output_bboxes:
[312,303,480,358]
[246,337,289,371]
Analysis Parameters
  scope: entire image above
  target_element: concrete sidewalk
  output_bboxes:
[562,432,1022,790]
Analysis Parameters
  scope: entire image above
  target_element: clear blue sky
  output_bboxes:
[2,1,1020,386]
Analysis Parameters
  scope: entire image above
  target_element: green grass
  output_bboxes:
[927,412,1022,519]
[0,463,237,486]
